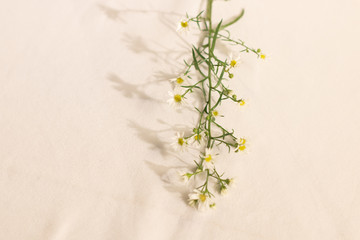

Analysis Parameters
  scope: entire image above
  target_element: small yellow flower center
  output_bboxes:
[239,145,246,151]
[194,134,201,140]
[205,154,212,162]
[213,110,218,116]
[178,138,184,145]
[230,60,237,67]
[260,54,266,59]
[181,21,188,28]
[239,138,246,145]
[239,100,245,106]
[199,194,206,202]
[174,94,182,102]
[176,77,184,84]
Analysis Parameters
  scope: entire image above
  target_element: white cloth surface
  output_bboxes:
[1,0,360,239]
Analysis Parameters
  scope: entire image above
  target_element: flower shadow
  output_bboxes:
[127,120,173,158]
[128,119,196,204]
[98,4,127,23]
[121,32,189,67]
[97,4,184,22]
[100,3,208,206]
[145,161,190,204]
[107,73,162,103]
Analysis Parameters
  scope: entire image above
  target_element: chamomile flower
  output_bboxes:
[188,189,214,211]
[223,88,233,96]
[189,132,206,148]
[162,168,191,185]
[177,18,190,33]
[236,137,247,152]
[167,88,187,109]
[256,48,266,60]
[226,178,235,187]
[211,109,222,118]
[177,169,191,184]
[238,98,246,107]
[221,178,235,195]
[171,132,188,151]
[220,186,228,196]
[170,75,188,87]
[227,53,241,68]
[202,148,216,169]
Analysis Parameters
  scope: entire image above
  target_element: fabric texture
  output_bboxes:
[1,0,360,239]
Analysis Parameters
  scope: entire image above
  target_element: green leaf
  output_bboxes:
[191,49,199,70]
[220,9,245,30]
[210,19,223,53]
[193,45,206,60]
[214,64,226,88]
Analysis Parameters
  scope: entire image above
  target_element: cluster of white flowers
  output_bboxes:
[171,131,207,152]
[164,6,264,210]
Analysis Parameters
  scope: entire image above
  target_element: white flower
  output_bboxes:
[221,178,235,196]
[171,132,188,151]
[202,148,216,169]
[170,75,188,87]
[227,178,235,187]
[227,53,241,68]
[188,189,214,211]
[177,18,190,33]
[236,137,247,152]
[167,88,187,109]
[189,132,206,148]
[161,168,191,185]
[223,88,233,96]
[211,109,222,118]
[238,98,247,108]
[177,169,191,184]
[220,186,228,196]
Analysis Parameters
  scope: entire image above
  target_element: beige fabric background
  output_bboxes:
[1,0,360,239]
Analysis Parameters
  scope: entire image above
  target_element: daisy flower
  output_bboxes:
[189,132,206,148]
[161,168,191,185]
[170,75,188,87]
[221,178,235,196]
[227,53,241,68]
[256,48,267,60]
[238,98,246,107]
[236,137,247,152]
[202,148,216,169]
[223,88,233,96]
[188,189,214,211]
[171,132,188,151]
[211,109,222,118]
[226,178,235,187]
[177,169,191,184]
[177,18,190,33]
[167,88,187,109]
[220,186,228,196]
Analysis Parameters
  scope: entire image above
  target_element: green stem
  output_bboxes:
[206,0,213,148]
[217,33,260,57]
